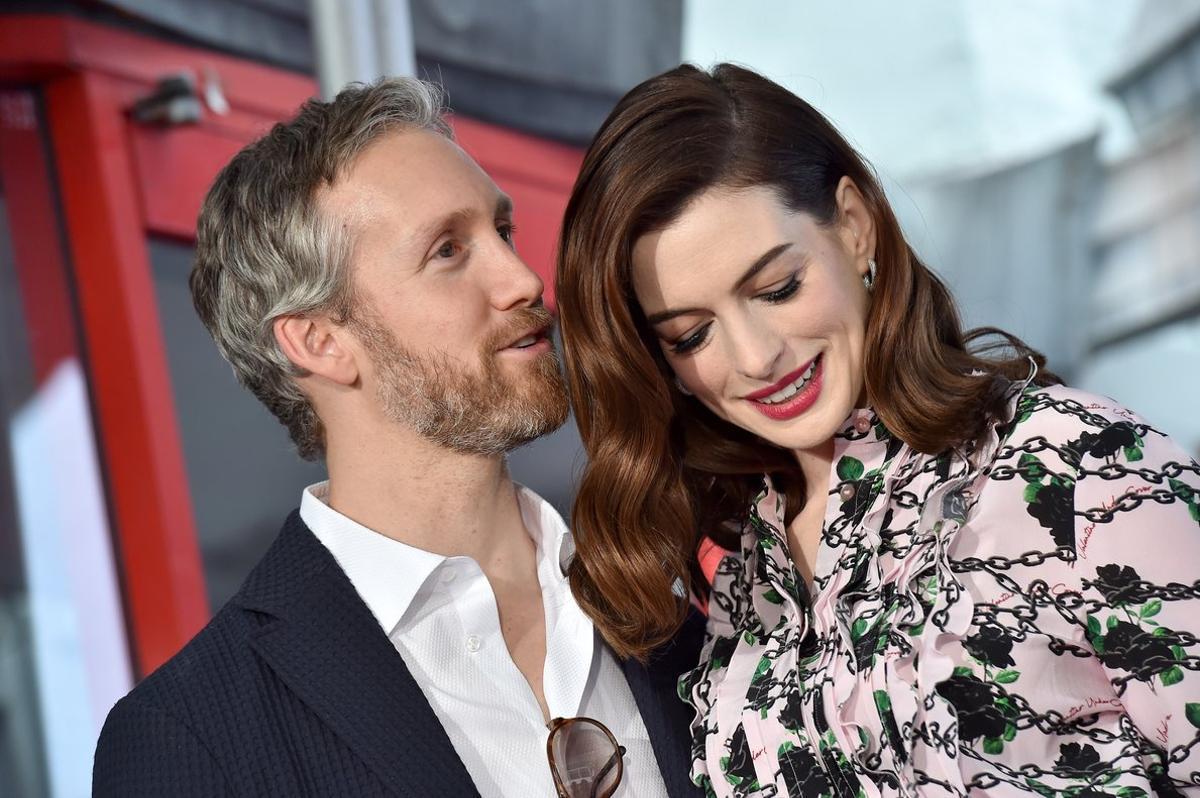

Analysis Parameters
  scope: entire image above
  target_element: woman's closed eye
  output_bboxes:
[669,322,712,355]
[756,273,800,303]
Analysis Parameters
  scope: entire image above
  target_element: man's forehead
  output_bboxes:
[321,128,494,204]
[318,128,503,236]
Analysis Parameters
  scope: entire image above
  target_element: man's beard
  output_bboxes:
[350,306,570,455]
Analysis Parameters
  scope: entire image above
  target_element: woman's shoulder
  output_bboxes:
[1007,383,1163,446]
[1004,382,1195,479]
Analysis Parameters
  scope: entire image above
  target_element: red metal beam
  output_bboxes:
[0,89,79,385]
[0,14,313,119]
[44,70,208,675]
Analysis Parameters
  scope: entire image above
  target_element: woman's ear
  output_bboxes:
[833,176,877,270]
[273,315,360,387]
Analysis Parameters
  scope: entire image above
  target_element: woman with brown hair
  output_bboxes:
[555,63,1200,796]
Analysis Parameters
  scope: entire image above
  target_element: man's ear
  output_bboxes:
[273,315,359,387]
[833,176,877,264]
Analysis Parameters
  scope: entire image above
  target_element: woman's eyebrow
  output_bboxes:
[645,242,795,325]
[732,242,792,291]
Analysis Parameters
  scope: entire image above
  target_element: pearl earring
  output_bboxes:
[674,376,693,396]
[863,258,878,291]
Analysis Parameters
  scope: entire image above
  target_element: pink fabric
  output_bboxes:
[681,382,1200,796]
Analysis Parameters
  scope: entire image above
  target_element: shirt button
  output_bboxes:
[839,483,857,501]
[442,570,456,584]
[854,416,871,433]
[465,635,481,653]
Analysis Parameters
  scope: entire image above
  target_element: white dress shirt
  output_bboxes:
[300,481,668,798]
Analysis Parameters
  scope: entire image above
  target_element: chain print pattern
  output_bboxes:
[679,383,1200,797]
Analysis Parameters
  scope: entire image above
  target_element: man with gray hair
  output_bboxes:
[92,78,702,797]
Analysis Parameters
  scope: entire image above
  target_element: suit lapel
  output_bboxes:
[236,513,479,798]
[621,610,706,798]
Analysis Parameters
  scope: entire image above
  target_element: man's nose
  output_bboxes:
[487,240,545,310]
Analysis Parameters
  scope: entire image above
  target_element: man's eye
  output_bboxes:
[435,241,458,259]
[498,223,517,246]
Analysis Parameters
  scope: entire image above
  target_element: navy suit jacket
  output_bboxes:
[93,511,705,797]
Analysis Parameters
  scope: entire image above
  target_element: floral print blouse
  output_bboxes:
[681,378,1200,797]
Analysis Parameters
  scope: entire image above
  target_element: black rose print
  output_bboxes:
[1096,620,1180,679]
[1025,480,1074,549]
[721,723,760,792]
[1092,564,1142,606]
[777,740,831,798]
[964,624,1016,669]
[936,674,1007,742]
[1054,742,1104,777]
[1068,422,1142,463]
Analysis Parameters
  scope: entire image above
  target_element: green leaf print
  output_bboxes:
[1023,483,1042,504]
[1018,453,1047,483]
[837,456,864,482]
[1140,599,1162,618]
[1087,615,1102,640]
[851,617,870,641]
[1003,722,1017,742]
[1024,778,1055,798]
[1185,702,1200,729]
[1124,445,1143,462]
[778,741,795,755]
[874,690,892,714]
[751,656,771,682]
[1169,478,1200,524]
[1116,788,1148,798]
[995,669,1021,684]
[1162,666,1185,686]
[952,666,973,678]
[983,737,1004,755]
[762,587,785,605]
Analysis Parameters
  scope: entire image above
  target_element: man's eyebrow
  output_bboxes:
[644,243,795,326]
[410,193,514,247]
[496,193,513,218]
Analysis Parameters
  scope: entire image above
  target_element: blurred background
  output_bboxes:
[0,0,1196,794]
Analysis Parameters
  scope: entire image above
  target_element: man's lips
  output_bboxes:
[742,357,819,401]
[500,324,552,350]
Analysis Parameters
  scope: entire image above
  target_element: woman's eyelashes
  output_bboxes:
[670,322,712,354]
[758,273,800,303]
[668,274,801,355]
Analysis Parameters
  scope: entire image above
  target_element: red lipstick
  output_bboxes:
[744,355,824,421]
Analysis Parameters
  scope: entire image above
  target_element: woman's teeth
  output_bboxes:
[756,359,818,405]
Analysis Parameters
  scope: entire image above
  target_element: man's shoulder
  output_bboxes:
[112,599,264,729]
[106,511,312,731]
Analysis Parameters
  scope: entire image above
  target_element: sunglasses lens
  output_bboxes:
[549,719,622,797]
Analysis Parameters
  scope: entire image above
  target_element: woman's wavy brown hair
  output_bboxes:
[556,63,1059,661]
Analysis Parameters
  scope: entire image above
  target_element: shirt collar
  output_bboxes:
[300,482,445,637]
[299,481,575,636]
[514,483,575,577]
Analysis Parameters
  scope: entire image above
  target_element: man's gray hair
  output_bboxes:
[191,77,452,460]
